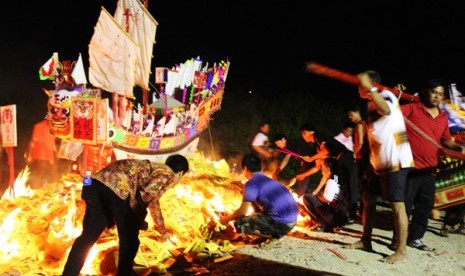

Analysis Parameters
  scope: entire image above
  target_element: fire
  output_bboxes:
[1,166,33,201]
[0,208,22,261]
[0,152,313,274]
[0,153,244,274]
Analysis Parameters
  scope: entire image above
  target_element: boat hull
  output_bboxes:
[112,137,200,163]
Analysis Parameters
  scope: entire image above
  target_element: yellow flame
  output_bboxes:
[1,166,32,201]
[0,208,22,262]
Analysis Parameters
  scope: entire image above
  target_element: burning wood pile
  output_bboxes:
[0,153,245,275]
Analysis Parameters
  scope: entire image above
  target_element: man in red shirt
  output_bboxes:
[400,79,465,251]
[27,119,57,188]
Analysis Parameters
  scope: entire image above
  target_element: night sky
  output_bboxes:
[1,0,465,163]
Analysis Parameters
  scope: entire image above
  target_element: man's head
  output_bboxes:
[165,154,189,175]
[300,122,316,143]
[341,123,354,138]
[241,152,262,174]
[365,70,381,83]
[347,105,362,124]
[358,70,381,101]
[321,156,338,177]
[258,121,270,134]
[421,78,446,108]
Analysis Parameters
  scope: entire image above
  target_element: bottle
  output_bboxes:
[83,170,92,186]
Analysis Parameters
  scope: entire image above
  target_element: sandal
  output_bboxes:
[450,223,464,234]
[439,225,449,237]
[408,240,435,252]
[416,244,435,252]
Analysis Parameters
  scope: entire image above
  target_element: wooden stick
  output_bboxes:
[306,62,419,103]
[307,62,465,160]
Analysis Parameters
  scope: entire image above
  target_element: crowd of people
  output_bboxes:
[238,70,465,264]
[55,69,465,274]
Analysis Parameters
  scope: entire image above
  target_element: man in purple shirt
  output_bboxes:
[220,152,299,241]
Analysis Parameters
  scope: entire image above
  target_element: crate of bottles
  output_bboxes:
[434,158,465,209]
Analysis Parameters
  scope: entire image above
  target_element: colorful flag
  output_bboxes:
[39,53,57,80]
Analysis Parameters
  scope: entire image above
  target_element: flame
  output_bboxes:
[1,166,33,201]
[0,152,312,274]
[0,208,22,261]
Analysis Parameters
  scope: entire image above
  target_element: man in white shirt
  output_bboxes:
[251,121,276,176]
[345,70,414,264]
[334,123,354,152]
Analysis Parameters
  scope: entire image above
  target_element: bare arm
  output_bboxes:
[252,145,273,159]
[358,72,390,115]
[220,201,253,225]
[442,139,465,154]
[353,123,365,158]
[312,174,329,196]
[277,154,291,172]
[148,200,169,240]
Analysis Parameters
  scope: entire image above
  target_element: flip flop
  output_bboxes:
[416,244,435,252]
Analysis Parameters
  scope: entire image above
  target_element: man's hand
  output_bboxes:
[296,173,306,181]
[301,155,315,163]
[156,227,173,242]
[394,83,407,92]
[219,214,230,225]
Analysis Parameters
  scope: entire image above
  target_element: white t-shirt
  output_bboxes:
[252,132,269,147]
[323,175,340,202]
[334,132,353,152]
[368,90,414,173]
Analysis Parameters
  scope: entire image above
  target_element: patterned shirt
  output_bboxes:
[93,159,177,234]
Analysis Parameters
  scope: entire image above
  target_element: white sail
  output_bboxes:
[114,0,158,90]
[71,53,88,85]
[88,7,138,97]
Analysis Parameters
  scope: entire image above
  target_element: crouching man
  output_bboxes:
[220,152,299,242]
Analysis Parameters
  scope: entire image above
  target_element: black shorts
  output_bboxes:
[366,168,410,202]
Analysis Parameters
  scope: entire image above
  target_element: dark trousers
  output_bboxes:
[303,194,337,229]
[337,151,355,216]
[234,213,294,239]
[444,204,465,226]
[62,180,140,276]
[292,176,311,198]
[405,170,436,242]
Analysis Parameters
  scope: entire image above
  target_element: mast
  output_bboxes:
[142,0,149,114]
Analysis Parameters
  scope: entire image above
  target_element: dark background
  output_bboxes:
[1,0,465,178]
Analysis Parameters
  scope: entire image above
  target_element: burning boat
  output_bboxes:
[40,0,230,172]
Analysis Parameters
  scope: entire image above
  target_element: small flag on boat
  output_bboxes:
[39,52,58,81]
[71,53,88,85]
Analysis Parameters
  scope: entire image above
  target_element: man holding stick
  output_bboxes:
[346,70,414,264]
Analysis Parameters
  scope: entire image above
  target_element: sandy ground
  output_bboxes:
[193,207,465,276]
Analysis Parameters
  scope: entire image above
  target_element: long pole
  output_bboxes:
[142,0,150,114]
[306,62,419,103]
[307,62,465,160]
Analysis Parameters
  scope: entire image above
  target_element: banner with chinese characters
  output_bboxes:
[0,104,17,147]
[71,97,97,145]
